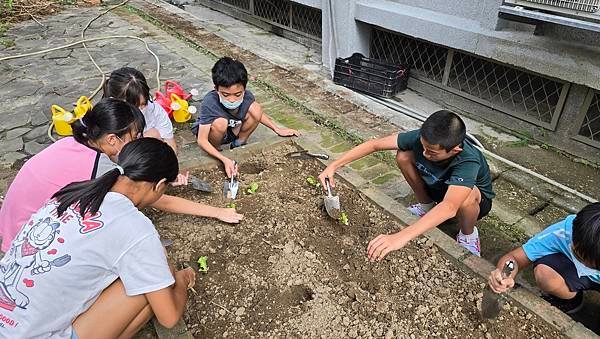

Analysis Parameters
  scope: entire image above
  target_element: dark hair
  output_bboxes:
[103,67,151,107]
[572,202,600,269]
[72,98,146,146]
[52,138,179,217]
[212,57,248,89]
[420,110,466,151]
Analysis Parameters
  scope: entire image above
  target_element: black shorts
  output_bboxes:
[427,187,492,220]
[534,253,600,292]
[477,194,492,220]
[221,127,238,145]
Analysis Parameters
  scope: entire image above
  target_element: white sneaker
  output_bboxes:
[456,229,481,257]
[407,203,429,217]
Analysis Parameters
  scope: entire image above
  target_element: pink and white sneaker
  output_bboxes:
[456,228,481,257]
[407,203,429,217]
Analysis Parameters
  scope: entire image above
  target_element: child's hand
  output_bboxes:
[223,158,238,178]
[171,171,190,187]
[367,231,409,262]
[318,167,336,191]
[217,208,244,224]
[276,128,302,137]
[488,268,515,293]
[176,267,196,289]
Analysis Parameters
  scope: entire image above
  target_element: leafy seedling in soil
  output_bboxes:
[197,256,209,273]
[246,182,259,195]
[339,212,349,226]
[226,202,236,209]
[306,176,320,188]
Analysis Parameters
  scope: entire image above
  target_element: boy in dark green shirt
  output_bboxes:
[319,110,494,258]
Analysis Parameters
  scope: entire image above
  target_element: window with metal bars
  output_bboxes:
[446,51,567,127]
[370,27,569,129]
[370,28,447,83]
[213,0,321,39]
[577,90,600,146]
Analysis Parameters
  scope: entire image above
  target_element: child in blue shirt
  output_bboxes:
[489,203,600,314]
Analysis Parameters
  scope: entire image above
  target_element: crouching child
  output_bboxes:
[489,202,600,314]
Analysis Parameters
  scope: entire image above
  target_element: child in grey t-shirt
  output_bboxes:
[193,57,301,178]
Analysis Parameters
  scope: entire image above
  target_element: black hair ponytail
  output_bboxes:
[72,98,146,146]
[103,67,151,107]
[52,138,179,217]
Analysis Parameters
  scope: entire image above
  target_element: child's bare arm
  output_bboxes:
[252,102,301,137]
[145,268,195,328]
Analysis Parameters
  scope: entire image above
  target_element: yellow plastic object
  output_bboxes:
[170,93,195,123]
[73,96,92,119]
[51,105,75,136]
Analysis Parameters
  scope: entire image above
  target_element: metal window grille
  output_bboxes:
[291,2,322,38]
[254,0,290,26]
[577,90,600,144]
[447,52,567,126]
[522,0,600,12]
[212,0,321,39]
[370,29,448,83]
[370,28,568,128]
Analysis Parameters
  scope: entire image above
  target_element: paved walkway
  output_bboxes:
[0,1,597,337]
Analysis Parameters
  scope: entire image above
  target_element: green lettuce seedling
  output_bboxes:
[306,176,320,187]
[197,256,209,273]
[339,212,349,226]
[226,202,236,209]
[246,182,259,194]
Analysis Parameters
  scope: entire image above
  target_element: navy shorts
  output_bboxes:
[221,126,238,145]
[534,253,600,292]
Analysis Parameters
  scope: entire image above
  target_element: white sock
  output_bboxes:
[420,201,435,212]
[458,227,479,241]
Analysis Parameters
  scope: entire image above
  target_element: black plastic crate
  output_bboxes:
[333,53,409,98]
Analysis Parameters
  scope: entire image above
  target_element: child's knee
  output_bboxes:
[211,118,228,132]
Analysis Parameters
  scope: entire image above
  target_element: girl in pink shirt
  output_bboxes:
[0,99,143,252]
[0,98,243,252]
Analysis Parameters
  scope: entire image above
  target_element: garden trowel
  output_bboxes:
[223,161,239,200]
[480,260,516,319]
[324,177,341,219]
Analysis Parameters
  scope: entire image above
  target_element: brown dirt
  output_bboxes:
[149,143,562,338]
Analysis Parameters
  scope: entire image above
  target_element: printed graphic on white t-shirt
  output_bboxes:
[0,193,174,339]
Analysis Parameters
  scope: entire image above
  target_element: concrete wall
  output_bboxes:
[318,0,600,159]
[292,0,321,9]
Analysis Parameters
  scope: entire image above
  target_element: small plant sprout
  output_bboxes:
[339,212,349,226]
[197,256,209,273]
[306,176,320,187]
[246,182,259,194]
[226,202,237,209]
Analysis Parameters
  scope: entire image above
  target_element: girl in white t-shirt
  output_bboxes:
[0,138,195,339]
[103,67,178,153]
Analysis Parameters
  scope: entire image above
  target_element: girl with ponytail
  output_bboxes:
[0,98,242,253]
[0,138,195,339]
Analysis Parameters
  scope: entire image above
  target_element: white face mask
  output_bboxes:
[219,94,244,110]
[570,247,600,278]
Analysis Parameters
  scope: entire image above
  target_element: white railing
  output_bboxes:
[522,0,600,13]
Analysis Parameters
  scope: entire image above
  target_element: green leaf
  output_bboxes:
[197,256,209,273]
[306,176,319,187]
[339,212,349,226]
[226,202,236,209]
[246,182,259,194]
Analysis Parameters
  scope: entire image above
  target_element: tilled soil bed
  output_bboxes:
[149,143,561,338]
